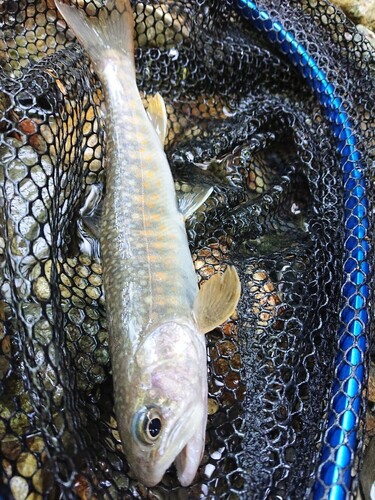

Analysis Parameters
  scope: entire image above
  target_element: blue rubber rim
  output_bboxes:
[234,1,370,498]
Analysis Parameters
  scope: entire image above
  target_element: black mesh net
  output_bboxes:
[0,0,374,498]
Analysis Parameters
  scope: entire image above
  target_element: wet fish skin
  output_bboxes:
[98,55,208,483]
[55,0,240,487]
[55,0,207,487]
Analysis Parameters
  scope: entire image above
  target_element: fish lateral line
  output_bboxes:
[54,0,242,490]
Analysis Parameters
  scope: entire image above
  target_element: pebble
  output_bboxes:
[10,476,29,500]
[332,0,375,31]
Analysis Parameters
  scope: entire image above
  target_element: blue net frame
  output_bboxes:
[235,1,371,498]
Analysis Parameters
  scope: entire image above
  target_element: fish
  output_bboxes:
[54,0,241,488]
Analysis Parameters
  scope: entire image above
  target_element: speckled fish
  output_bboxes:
[55,0,241,487]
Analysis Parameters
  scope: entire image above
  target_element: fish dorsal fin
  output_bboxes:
[194,266,241,334]
[177,185,213,220]
[147,92,168,146]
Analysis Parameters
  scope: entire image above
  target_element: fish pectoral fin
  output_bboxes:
[177,185,213,220]
[193,265,241,334]
[147,92,168,146]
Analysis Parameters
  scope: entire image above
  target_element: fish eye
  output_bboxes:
[134,407,163,444]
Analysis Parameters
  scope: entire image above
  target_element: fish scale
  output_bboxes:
[100,60,197,341]
[1,0,373,497]
[53,0,241,488]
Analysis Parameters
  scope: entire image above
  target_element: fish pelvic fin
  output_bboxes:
[55,0,134,72]
[193,265,241,334]
[177,185,213,221]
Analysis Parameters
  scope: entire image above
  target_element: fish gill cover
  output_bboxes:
[0,0,374,498]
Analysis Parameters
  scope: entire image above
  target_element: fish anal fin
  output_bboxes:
[146,92,168,146]
[177,185,213,220]
[194,265,241,334]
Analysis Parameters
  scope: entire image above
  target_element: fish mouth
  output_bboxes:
[174,428,205,487]
[134,417,205,488]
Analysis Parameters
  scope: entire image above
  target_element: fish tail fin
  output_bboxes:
[55,0,134,72]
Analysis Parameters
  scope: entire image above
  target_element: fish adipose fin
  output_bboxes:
[193,265,241,334]
[55,0,134,73]
[177,185,213,220]
[147,93,168,146]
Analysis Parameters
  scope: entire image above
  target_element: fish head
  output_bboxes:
[120,321,207,487]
